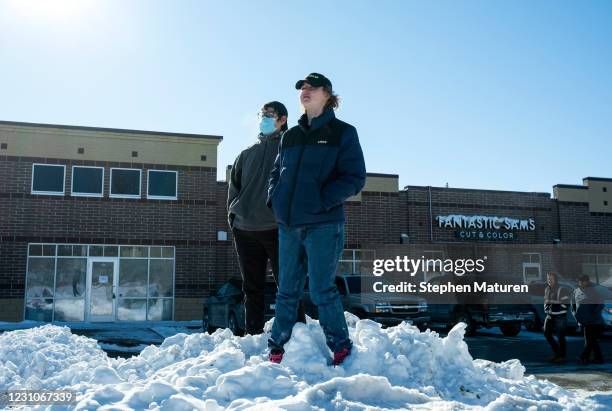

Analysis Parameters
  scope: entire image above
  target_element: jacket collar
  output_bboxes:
[298,108,335,132]
[258,130,282,142]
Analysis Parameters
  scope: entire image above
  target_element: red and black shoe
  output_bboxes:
[332,347,352,366]
[269,349,284,364]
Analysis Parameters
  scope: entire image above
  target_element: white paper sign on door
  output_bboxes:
[99,275,109,284]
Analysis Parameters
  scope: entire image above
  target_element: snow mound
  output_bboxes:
[0,318,607,410]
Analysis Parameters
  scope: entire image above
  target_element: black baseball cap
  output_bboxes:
[295,73,332,90]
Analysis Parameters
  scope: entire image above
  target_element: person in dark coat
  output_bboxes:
[267,73,366,366]
[572,274,605,364]
[543,272,571,362]
[228,101,305,335]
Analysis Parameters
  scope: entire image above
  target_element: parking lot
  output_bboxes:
[439,326,612,391]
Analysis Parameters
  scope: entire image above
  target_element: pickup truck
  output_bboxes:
[300,274,430,330]
[425,273,534,337]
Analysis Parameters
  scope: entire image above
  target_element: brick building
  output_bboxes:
[1,120,611,323]
[0,121,222,322]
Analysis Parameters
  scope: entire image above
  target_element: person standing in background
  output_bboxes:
[573,274,605,364]
[228,101,305,335]
[543,272,570,363]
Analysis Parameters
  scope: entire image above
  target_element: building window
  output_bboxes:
[603,187,607,192]
[71,166,104,197]
[582,254,612,287]
[24,244,175,322]
[522,253,541,284]
[421,250,445,282]
[338,249,376,275]
[31,164,65,195]
[147,170,178,200]
[110,168,141,198]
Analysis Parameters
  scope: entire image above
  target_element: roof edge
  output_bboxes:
[0,120,223,141]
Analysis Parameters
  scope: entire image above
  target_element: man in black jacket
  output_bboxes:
[228,101,305,335]
[573,274,605,364]
[543,272,571,362]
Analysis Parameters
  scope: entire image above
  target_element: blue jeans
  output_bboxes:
[269,222,352,353]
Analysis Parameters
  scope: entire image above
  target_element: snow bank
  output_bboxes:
[0,315,608,410]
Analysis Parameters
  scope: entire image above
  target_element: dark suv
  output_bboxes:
[301,274,430,330]
[426,273,534,336]
[202,278,277,335]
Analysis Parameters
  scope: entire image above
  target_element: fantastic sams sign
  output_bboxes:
[436,214,536,240]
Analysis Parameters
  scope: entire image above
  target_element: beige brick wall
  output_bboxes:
[0,123,220,167]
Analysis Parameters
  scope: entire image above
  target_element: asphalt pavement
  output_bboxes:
[457,327,612,391]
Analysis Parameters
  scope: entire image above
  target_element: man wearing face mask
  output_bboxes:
[227,101,305,335]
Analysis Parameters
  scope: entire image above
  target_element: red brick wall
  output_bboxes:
[401,186,560,244]
[4,154,611,304]
[0,156,221,299]
[558,201,612,244]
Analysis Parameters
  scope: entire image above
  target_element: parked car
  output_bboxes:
[524,279,578,333]
[301,274,430,330]
[603,302,612,331]
[590,284,612,333]
[202,277,277,335]
[425,273,534,337]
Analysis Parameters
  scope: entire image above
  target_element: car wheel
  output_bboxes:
[500,322,521,337]
[202,309,215,333]
[455,312,476,336]
[524,310,543,332]
[227,312,243,336]
[416,322,429,332]
[350,309,366,319]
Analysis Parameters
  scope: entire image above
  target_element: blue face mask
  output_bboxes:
[259,117,277,135]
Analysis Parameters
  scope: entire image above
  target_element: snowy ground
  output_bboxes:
[0,314,610,410]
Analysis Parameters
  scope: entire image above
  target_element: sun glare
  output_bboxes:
[7,0,92,21]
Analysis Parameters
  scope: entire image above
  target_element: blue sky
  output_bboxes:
[1,0,610,193]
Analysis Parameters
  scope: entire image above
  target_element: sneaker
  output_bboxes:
[269,349,284,364]
[332,347,351,366]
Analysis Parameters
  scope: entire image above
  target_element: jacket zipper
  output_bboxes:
[286,130,307,226]
[260,135,269,177]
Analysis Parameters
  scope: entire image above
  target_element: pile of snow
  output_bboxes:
[0,314,608,410]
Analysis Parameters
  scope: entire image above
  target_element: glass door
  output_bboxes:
[87,258,118,321]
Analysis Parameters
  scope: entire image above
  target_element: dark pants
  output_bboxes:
[544,315,567,357]
[581,323,604,361]
[232,227,305,335]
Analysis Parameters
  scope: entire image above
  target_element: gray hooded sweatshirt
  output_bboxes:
[227,132,280,231]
